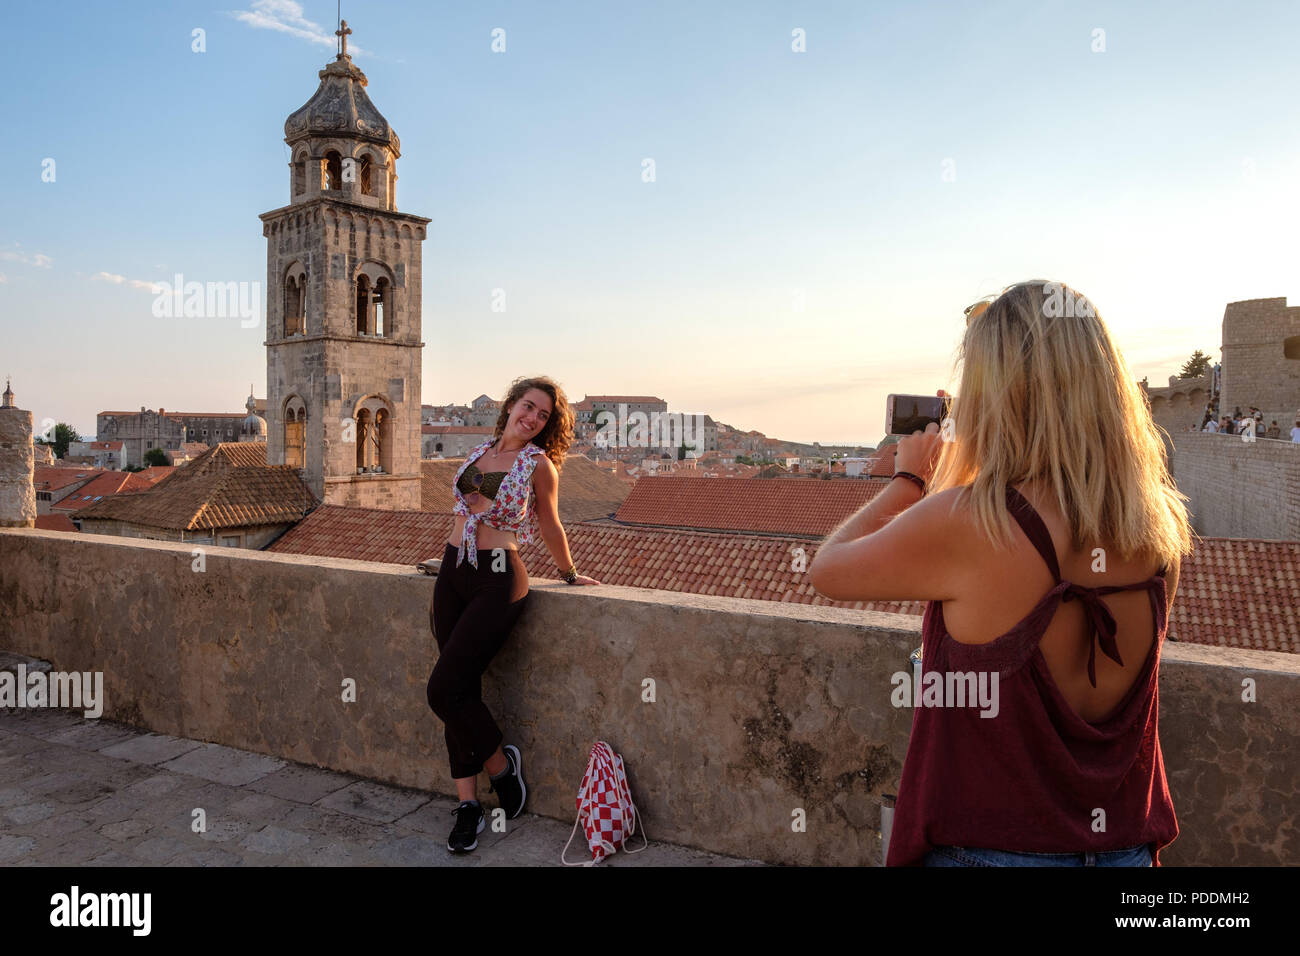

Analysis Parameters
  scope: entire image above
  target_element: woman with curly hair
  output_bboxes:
[810,281,1194,867]
[426,375,600,853]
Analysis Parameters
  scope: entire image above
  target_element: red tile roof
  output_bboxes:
[34,514,78,533]
[33,466,103,493]
[77,443,315,531]
[421,424,494,434]
[613,476,887,537]
[578,395,666,406]
[52,471,156,511]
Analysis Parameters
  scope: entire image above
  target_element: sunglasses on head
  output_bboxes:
[963,279,1055,325]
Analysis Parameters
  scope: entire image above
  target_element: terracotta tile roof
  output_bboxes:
[421,424,495,434]
[34,466,103,493]
[97,410,244,418]
[271,506,454,565]
[613,476,886,537]
[577,395,667,406]
[52,471,156,511]
[77,443,315,531]
[265,509,1300,654]
[1170,538,1300,655]
[34,514,78,533]
[138,465,175,481]
[420,453,630,522]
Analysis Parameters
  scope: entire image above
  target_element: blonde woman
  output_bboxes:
[809,280,1193,867]
[426,375,600,853]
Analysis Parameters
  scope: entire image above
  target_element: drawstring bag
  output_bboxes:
[561,741,649,866]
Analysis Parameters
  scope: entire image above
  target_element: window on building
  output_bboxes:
[356,275,371,334]
[324,151,343,191]
[285,398,306,470]
[360,155,373,195]
[219,535,241,548]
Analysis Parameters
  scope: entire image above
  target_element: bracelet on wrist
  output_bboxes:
[892,471,927,497]
[562,564,578,584]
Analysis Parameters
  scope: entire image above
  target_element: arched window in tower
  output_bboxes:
[375,408,392,473]
[324,151,343,192]
[356,274,372,334]
[355,408,372,472]
[285,397,306,470]
[283,272,306,336]
[373,277,389,336]
[354,397,392,474]
[360,155,373,196]
[292,151,306,197]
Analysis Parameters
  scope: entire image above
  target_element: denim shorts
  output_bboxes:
[923,843,1153,867]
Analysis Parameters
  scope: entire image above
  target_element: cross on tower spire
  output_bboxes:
[336,19,352,59]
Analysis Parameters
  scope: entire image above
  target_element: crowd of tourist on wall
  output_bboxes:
[1188,362,1300,440]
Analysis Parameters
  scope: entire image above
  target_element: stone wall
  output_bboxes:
[1146,370,1213,442]
[1,528,1296,864]
[1169,431,1300,539]
[0,409,35,528]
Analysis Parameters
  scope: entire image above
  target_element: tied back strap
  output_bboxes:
[1062,584,1123,688]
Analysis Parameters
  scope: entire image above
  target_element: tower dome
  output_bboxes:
[280,22,401,211]
[283,23,399,154]
[240,387,267,442]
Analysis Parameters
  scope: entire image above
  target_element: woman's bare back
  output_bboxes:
[941,480,1181,724]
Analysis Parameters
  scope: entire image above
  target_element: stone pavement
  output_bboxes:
[0,707,761,867]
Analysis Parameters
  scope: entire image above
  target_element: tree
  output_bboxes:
[143,448,169,467]
[1179,350,1213,380]
[34,423,81,459]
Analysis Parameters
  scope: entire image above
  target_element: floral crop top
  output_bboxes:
[450,438,548,569]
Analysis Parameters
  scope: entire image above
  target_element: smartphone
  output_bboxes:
[886,394,951,435]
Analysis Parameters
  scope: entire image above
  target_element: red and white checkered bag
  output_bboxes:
[561,741,649,865]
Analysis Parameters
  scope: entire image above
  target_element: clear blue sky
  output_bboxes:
[2,0,1297,444]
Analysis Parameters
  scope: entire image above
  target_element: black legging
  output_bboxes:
[427,542,531,779]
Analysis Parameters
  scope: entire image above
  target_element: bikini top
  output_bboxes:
[456,463,508,500]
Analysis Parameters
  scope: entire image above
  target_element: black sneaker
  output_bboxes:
[488,744,527,819]
[447,801,485,853]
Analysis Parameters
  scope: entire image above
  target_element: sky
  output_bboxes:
[2,0,1298,446]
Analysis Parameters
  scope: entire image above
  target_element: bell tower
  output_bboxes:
[261,22,430,510]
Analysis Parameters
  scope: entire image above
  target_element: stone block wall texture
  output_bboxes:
[1146,371,1213,441]
[1169,431,1300,540]
[1,528,1296,865]
[1220,297,1300,433]
[0,410,36,528]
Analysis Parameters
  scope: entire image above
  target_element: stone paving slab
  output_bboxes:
[0,709,763,867]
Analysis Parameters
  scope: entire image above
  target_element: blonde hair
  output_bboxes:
[928,281,1195,569]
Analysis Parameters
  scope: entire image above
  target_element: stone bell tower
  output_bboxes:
[261,21,430,510]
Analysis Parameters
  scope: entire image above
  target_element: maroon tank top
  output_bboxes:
[885,484,1178,866]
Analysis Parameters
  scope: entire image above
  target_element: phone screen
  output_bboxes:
[886,394,951,435]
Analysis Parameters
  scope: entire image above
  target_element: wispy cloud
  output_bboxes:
[230,0,369,57]
[91,271,158,292]
[0,249,53,268]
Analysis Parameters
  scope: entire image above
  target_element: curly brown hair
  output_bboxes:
[492,376,574,473]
